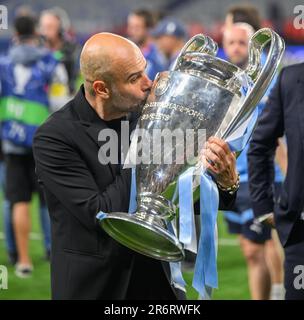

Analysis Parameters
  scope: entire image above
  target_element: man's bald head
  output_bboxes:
[79,32,151,121]
[80,32,142,94]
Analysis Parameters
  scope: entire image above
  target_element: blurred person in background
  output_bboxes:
[39,6,79,96]
[127,8,166,80]
[0,15,69,277]
[0,4,39,267]
[0,6,61,267]
[152,18,188,70]
[222,22,285,300]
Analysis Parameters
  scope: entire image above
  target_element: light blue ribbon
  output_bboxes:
[96,211,107,220]
[192,171,219,297]
[177,105,259,298]
[227,107,259,152]
[167,222,187,292]
[178,167,196,245]
[128,167,137,213]
[177,167,219,297]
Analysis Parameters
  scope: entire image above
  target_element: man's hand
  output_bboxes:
[256,213,276,228]
[201,136,238,188]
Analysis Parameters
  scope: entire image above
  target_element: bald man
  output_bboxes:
[33,32,238,300]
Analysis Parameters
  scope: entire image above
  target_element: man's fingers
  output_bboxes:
[202,157,219,174]
[206,141,226,161]
[205,142,235,174]
[208,136,230,154]
[204,148,224,172]
[201,137,238,186]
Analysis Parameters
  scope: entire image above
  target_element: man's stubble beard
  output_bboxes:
[111,86,150,114]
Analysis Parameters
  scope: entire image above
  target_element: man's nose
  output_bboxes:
[142,74,153,91]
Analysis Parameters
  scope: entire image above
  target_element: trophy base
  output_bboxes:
[100,212,184,262]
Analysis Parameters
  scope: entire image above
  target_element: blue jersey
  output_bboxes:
[142,43,166,80]
[0,44,59,149]
[237,75,284,183]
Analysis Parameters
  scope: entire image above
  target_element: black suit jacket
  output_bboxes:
[33,86,235,300]
[248,63,304,247]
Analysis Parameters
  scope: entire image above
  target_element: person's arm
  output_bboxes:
[247,68,285,218]
[217,188,237,210]
[33,121,131,230]
[275,137,287,177]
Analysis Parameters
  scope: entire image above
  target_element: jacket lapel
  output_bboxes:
[73,86,118,178]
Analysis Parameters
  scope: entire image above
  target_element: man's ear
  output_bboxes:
[93,80,110,99]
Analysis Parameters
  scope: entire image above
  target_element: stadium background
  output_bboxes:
[0,0,303,299]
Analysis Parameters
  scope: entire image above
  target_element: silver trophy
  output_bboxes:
[99,28,285,262]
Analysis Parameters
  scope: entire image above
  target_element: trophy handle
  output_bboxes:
[246,28,284,82]
[221,28,285,139]
[171,34,218,70]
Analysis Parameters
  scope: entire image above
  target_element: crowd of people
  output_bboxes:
[0,3,303,300]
